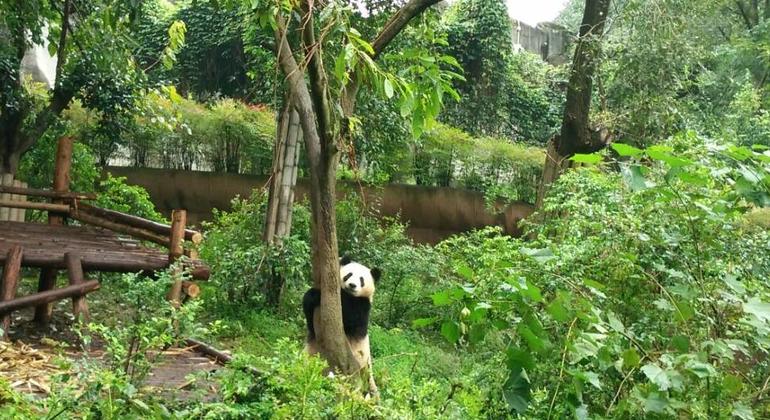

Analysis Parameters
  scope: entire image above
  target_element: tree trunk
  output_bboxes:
[534,0,611,211]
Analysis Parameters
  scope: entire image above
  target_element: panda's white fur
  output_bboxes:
[303,257,380,372]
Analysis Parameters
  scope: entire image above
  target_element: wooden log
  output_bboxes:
[182,280,200,299]
[1,246,22,340]
[166,210,187,307]
[0,185,96,200]
[15,181,27,222]
[185,338,261,375]
[0,200,70,213]
[77,203,201,242]
[0,173,12,221]
[35,136,73,324]
[69,209,171,247]
[65,253,90,322]
[0,280,100,314]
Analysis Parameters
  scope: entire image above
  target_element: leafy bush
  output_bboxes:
[422,133,770,418]
[415,123,544,203]
[95,174,167,222]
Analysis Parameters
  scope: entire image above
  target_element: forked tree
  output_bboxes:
[255,0,454,375]
[535,0,612,211]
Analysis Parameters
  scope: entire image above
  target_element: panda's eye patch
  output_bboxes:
[343,273,353,281]
[360,277,364,288]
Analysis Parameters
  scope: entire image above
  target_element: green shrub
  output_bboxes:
[415,123,544,203]
[95,174,167,222]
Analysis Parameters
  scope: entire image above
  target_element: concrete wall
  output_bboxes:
[511,19,571,65]
[105,167,534,244]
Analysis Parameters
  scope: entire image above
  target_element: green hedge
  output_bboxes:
[415,124,544,203]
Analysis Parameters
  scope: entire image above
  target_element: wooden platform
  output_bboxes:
[0,221,208,280]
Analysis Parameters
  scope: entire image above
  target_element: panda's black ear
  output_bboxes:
[339,255,352,266]
[370,267,382,282]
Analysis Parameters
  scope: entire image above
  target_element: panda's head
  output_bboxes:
[339,256,381,300]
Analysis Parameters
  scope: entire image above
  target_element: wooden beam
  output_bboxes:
[77,203,201,242]
[0,173,12,221]
[0,185,96,200]
[166,210,187,307]
[65,252,90,322]
[69,209,171,247]
[1,246,22,340]
[35,136,73,324]
[0,200,70,213]
[0,280,100,314]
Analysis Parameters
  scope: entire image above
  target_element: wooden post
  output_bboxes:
[1,246,22,340]
[15,181,27,222]
[65,252,90,322]
[34,136,73,325]
[166,209,187,307]
[0,173,12,221]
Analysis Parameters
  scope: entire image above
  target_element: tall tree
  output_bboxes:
[535,0,612,210]
[255,0,456,377]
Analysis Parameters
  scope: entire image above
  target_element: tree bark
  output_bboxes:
[535,0,611,211]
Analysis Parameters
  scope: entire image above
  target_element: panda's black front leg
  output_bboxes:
[302,288,321,339]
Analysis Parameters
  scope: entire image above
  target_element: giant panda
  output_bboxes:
[302,256,381,373]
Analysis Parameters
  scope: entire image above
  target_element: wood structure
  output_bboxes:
[0,137,210,338]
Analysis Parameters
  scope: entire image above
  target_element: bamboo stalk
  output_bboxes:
[0,280,100,314]
[166,210,187,307]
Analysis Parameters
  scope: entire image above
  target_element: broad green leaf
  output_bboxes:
[643,392,669,413]
[647,147,692,168]
[456,264,474,280]
[547,298,570,323]
[607,312,625,333]
[411,317,436,328]
[570,153,603,164]
[506,346,535,371]
[518,325,546,353]
[621,164,648,191]
[468,325,486,344]
[431,291,452,306]
[743,297,770,322]
[611,142,643,157]
[641,363,671,390]
[621,348,641,369]
[503,367,531,414]
[722,374,743,396]
[685,360,715,378]
[732,403,755,420]
[519,247,555,264]
[440,321,460,343]
[670,335,689,353]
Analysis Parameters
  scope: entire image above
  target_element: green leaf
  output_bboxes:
[441,321,460,343]
[643,392,669,413]
[607,312,625,333]
[722,374,743,396]
[506,346,535,371]
[383,78,394,99]
[641,363,671,390]
[431,291,452,306]
[611,142,643,157]
[456,264,474,280]
[670,335,689,353]
[621,348,641,370]
[744,297,770,322]
[411,317,436,328]
[503,367,531,414]
[647,147,692,168]
[519,247,555,264]
[685,361,715,378]
[732,403,755,420]
[547,298,570,323]
[468,325,486,344]
[570,153,603,164]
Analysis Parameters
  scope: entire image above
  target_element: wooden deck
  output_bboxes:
[0,221,209,279]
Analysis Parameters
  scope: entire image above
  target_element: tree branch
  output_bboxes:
[341,0,442,116]
[300,1,335,149]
